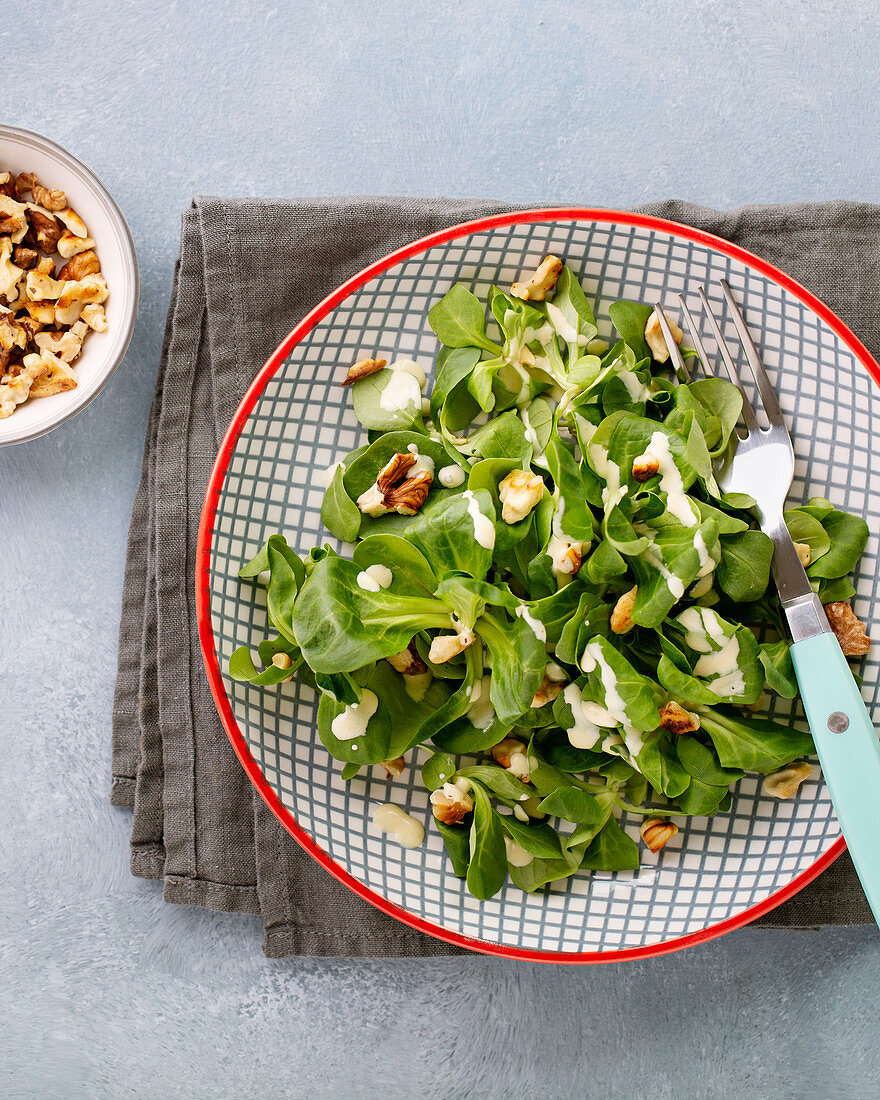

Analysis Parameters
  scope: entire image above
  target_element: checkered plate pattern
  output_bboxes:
[201,212,880,958]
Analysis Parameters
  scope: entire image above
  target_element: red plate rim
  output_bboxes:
[196,206,878,963]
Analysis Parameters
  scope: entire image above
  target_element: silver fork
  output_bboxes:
[655,285,880,924]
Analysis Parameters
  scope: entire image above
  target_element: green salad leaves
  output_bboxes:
[230,259,869,901]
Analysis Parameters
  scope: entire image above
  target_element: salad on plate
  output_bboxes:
[229,257,870,900]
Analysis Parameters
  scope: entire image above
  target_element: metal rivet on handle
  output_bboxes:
[827,711,850,733]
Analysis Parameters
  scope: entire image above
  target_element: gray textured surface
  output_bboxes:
[2,1,880,1096]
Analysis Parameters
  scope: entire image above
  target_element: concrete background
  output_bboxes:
[2,1,879,1096]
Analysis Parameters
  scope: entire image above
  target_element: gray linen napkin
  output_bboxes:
[111,196,876,958]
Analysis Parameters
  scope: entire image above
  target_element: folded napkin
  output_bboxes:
[112,196,877,958]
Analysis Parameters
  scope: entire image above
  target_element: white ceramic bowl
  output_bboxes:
[198,210,880,961]
[0,125,138,445]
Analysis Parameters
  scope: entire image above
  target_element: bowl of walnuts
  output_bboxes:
[0,125,138,445]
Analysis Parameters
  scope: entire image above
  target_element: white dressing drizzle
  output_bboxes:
[649,431,697,527]
[405,443,435,477]
[331,690,378,740]
[388,358,428,390]
[515,604,547,642]
[355,563,393,592]
[462,489,496,550]
[562,682,603,750]
[379,370,421,412]
[467,676,495,729]
[546,302,589,347]
[504,837,534,867]
[372,803,425,849]
[404,670,432,702]
[321,460,344,488]
[617,370,651,402]
[579,641,634,730]
[438,464,466,488]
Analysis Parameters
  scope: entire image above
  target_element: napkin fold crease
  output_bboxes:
[112,196,876,957]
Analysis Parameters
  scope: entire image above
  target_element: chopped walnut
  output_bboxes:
[25,350,77,397]
[498,468,545,524]
[794,541,811,567]
[54,273,109,325]
[80,303,108,332]
[763,762,815,799]
[644,309,683,363]
[270,652,295,681]
[0,354,47,417]
[430,781,474,825]
[30,180,67,211]
[531,675,564,708]
[428,630,475,664]
[640,818,678,852]
[0,194,29,238]
[510,255,563,302]
[386,642,427,677]
[658,701,701,734]
[57,249,101,281]
[382,757,406,778]
[15,172,37,197]
[26,206,62,253]
[490,738,531,782]
[632,449,660,482]
[824,601,871,657]
[35,321,89,363]
[12,246,39,271]
[0,172,16,200]
[341,356,386,385]
[356,452,433,518]
[610,585,638,634]
[57,230,97,260]
[0,238,24,300]
[55,207,89,238]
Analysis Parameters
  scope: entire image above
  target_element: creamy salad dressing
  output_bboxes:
[372,803,425,848]
[438,464,465,488]
[649,431,698,527]
[379,369,421,412]
[331,690,378,740]
[462,489,496,550]
[467,676,495,729]
[545,302,589,348]
[562,682,603,749]
[642,543,686,600]
[617,370,651,403]
[321,460,344,488]
[504,836,534,867]
[404,670,432,702]
[355,563,393,592]
[515,604,546,642]
[405,443,435,478]
[389,358,428,390]
[579,641,633,732]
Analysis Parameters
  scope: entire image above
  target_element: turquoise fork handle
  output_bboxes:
[790,632,880,925]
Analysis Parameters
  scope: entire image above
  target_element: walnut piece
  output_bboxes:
[498,468,545,524]
[763,762,815,799]
[631,449,660,482]
[12,246,39,271]
[428,629,475,664]
[57,249,101,282]
[531,674,564,709]
[824,601,871,657]
[25,350,77,397]
[430,781,474,825]
[794,541,811,567]
[356,452,433,518]
[510,255,563,302]
[0,355,47,417]
[341,356,386,385]
[26,206,62,253]
[31,180,68,211]
[610,585,638,634]
[658,701,701,735]
[490,739,532,782]
[57,229,97,260]
[0,172,16,200]
[382,757,406,778]
[386,642,427,677]
[640,818,678,853]
[644,309,683,363]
